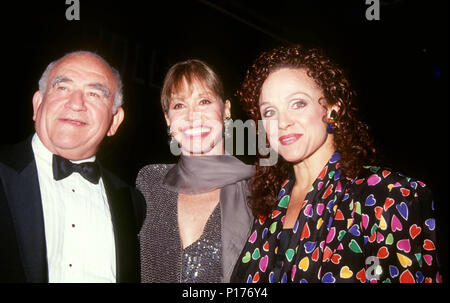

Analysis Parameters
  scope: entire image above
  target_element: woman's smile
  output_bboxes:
[182,125,212,138]
[279,133,303,145]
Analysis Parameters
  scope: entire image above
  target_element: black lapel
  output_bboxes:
[101,168,140,283]
[1,137,48,282]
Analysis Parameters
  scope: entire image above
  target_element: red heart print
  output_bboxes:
[252,271,260,283]
[322,246,333,262]
[355,179,364,185]
[368,232,376,243]
[409,224,421,239]
[399,270,415,283]
[374,206,383,220]
[423,239,435,251]
[384,198,394,211]
[400,188,410,197]
[271,210,281,219]
[312,247,319,262]
[331,253,342,264]
[322,184,334,199]
[258,215,266,225]
[300,222,311,241]
[263,241,270,252]
[334,209,344,220]
[377,246,389,259]
[356,268,366,283]
[318,167,327,180]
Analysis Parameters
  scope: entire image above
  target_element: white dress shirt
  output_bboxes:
[31,134,116,283]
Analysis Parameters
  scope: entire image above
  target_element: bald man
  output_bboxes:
[0,51,145,283]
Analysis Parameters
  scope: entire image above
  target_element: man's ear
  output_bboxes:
[32,91,43,121]
[224,99,231,119]
[107,107,125,136]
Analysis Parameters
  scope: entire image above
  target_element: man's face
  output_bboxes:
[33,53,124,160]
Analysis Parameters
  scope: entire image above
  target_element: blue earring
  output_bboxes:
[326,110,339,133]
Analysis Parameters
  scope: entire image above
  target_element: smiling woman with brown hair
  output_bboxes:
[137,59,254,282]
[231,45,442,283]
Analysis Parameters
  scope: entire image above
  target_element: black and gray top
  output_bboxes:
[136,155,255,282]
[181,204,222,283]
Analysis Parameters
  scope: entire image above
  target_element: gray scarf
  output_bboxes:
[161,154,255,281]
[162,155,255,194]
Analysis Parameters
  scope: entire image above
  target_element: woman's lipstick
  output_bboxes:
[279,133,303,145]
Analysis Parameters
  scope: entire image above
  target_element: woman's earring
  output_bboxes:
[167,126,182,156]
[327,110,339,133]
[224,117,233,139]
[167,126,178,146]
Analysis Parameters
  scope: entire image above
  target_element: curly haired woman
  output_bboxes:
[231,45,442,283]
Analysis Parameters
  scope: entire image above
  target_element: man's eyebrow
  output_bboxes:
[51,76,72,87]
[51,76,110,97]
[87,83,110,97]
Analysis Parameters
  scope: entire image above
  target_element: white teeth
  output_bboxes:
[184,127,211,136]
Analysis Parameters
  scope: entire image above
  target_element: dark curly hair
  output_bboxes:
[238,45,376,217]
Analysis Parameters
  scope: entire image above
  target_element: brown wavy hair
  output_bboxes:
[238,45,376,217]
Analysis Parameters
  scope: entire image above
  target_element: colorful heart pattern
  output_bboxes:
[233,153,442,283]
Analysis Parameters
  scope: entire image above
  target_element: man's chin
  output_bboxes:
[51,141,96,160]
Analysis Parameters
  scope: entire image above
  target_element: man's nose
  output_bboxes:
[66,90,87,111]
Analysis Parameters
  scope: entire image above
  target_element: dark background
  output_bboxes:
[1,0,447,282]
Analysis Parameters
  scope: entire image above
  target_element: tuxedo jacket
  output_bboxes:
[0,138,146,283]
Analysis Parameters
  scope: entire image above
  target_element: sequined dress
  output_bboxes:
[181,204,222,283]
[136,155,255,283]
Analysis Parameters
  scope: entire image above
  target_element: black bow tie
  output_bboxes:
[52,154,100,184]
